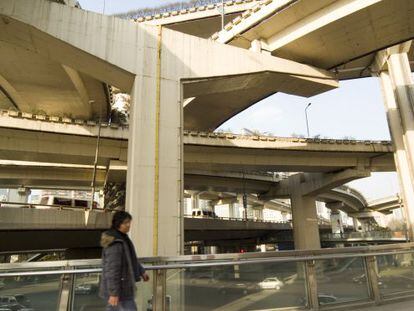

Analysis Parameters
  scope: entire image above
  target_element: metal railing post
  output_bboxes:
[365,256,382,304]
[153,268,167,311]
[305,260,319,310]
[57,271,75,311]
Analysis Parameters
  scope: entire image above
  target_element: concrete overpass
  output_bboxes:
[212,0,414,76]
[173,0,414,130]
[134,0,261,39]
[0,159,383,217]
[368,195,402,213]
[0,111,394,172]
[0,205,334,252]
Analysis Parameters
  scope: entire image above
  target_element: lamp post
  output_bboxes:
[305,103,312,137]
[217,0,225,30]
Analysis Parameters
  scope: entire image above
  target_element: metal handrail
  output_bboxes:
[183,215,290,224]
[2,248,414,278]
[2,243,414,272]
[2,243,414,310]
[0,201,105,212]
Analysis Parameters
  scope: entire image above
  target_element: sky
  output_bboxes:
[78,0,176,14]
[78,0,402,201]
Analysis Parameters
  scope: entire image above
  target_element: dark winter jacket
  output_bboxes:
[99,229,146,301]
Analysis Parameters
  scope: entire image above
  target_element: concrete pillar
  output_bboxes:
[8,187,31,203]
[290,192,320,249]
[289,174,321,250]
[378,45,414,241]
[229,202,237,218]
[126,28,183,257]
[191,193,199,211]
[352,217,360,232]
[330,210,344,235]
[281,211,288,222]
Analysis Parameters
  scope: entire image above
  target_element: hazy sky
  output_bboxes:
[78,0,402,201]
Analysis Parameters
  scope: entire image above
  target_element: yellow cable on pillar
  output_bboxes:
[153,25,162,256]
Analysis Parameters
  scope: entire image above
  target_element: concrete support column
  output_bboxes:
[8,187,31,203]
[289,174,321,250]
[208,201,216,215]
[126,27,183,257]
[352,217,359,232]
[387,52,414,162]
[330,210,344,235]
[257,206,264,221]
[229,202,237,218]
[281,211,288,222]
[191,193,199,211]
[378,46,414,241]
[290,192,320,249]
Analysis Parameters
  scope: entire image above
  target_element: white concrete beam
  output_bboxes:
[62,65,91,112]
[259,169,370,200]
[263,0,382,53]
[0,73,27,110]
[300,169,370,197]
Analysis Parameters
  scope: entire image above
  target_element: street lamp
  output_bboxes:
[217,0,225,30]
[305,103,312,137]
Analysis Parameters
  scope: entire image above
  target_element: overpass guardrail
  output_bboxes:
[321,231,408,242]
[1,243,414,310]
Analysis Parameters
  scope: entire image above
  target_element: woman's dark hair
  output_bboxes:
[111,211,132,229]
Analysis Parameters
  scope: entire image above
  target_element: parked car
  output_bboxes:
[218,280,260,295]
[299,294,338,306]
[258,277,284,290]
[13,295,31,309]
[0,295,33,311]
[318,294,338,305]
[352,273,384,287]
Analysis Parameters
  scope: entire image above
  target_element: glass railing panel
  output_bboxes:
[376,252,414,296]
[73,271,103,311]
[72,269,154,311]
[315,256,370,306]
[135,269,153,311]
[165,261,307,310]
[0,272,62,310]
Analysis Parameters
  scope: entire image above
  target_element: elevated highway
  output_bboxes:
[213,0,414,76]
[0,204,333,252]
[0,159,393,217]
[177,0,414,130]
[0,111,394,173]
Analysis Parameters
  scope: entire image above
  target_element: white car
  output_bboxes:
[258,277,284,290]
